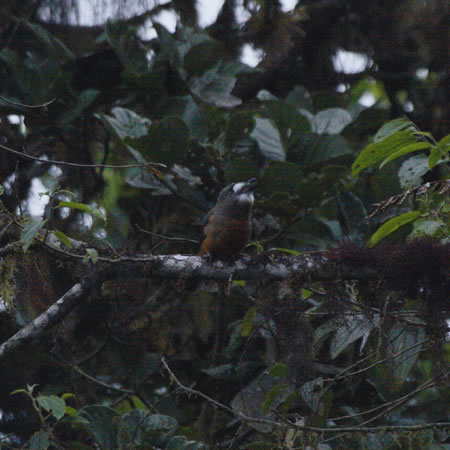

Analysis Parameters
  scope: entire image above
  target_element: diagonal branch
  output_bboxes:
[0,270,101,361]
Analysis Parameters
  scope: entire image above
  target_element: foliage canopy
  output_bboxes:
[0,0,449,448]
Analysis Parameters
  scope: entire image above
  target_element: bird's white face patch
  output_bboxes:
[237,192,254,204]
[232,182,246,193]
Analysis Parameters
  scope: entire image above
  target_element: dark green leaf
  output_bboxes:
[398,155,430,188]
[261,384,287,414]
[53,231,72,248]
[428,146,445,169]
[166,435,208,449]
[191,66,241,108]
[269,363,289,377]
[313,108,353,134]
[387,323,425,381]
[23,22,74,62]
[65,406,78,417]
[285,85,313,111]
[241,307,257,337]
[352,130,417,176]
[125,116,189,165]
[84,248,99,264]
[289,133,351,166]
[37,395,66,420]
[261,100,311,152]
[342,107,390,138]
[411,218,446,238]
[121,411,177,446]
[57,89,99,124]
[251,118,285,161]
[96,107,151,140]
[21,219,48,251]
[260,161,303,197]
[225,112,256,150]
[437,133,450,150]
[106,19,148,73]
[231,372,296,433]
[0,49,70,103]
[374,118,414,143]
[338,192,369,235]
[184,40,222,76]
[57,201,105,221]
[79,405,120,448]
[29,431,50,450]
[330,314,380,359]
[369,211,421,246]
[300,378,324,412]
[379,141,432,168]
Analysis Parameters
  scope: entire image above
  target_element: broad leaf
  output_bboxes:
[57,89,99,124]
[23,22,74,62]
[285,85,313,111]
[57,201,105,222]
[53,231,72,248]
[313,108,353,134]
[96,107,151,141]
[191,65,241,108]
[269,363,289,377]
[29,431,50,450]
[21,219,48,251]
[225,111,256,149]
[183,40,222,76]
[369,211,421,246]
[106,19,148,73]
[330,314,380,359]
[261,100,311,152]
[121,411,177,447]
[352,130,417,176]
[37,395,66,420]
[289,133,351,166]
[79,405,120,449]
[387,322,425,381]
[374,118,413,143]
[125,116,190,165]
[379,141,432,168]
[398,155,430,188]
[251,118,285,161]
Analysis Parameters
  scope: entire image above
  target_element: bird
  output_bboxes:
[198,178,257,258]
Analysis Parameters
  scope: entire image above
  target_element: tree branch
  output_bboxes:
[0,270,100,361]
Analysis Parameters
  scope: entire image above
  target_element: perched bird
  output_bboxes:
[198,178,257,258]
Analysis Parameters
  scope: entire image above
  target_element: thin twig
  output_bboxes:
[324,337,433,383]
[0,142,166,169]
[66,363,134,394]
[136,224,199,244]
[0,94,55,108]
[161,357,449,434]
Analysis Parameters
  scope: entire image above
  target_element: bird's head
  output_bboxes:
[217,178,257,205]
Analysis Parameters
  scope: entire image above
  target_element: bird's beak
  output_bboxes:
[242,178,257,192]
